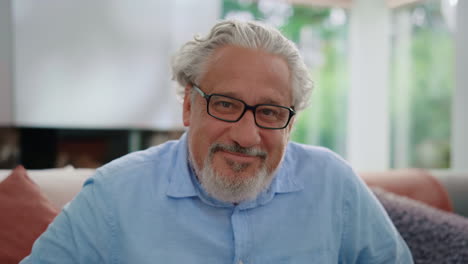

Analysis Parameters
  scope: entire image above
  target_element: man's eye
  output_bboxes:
[260,108,278,116]
[217,101,233,108]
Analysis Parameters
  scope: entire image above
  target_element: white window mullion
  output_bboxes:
[392,10,412,169]
[452,0,468,171]
[347,0,391,170]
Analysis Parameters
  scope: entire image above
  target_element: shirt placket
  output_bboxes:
[231,207,252,264]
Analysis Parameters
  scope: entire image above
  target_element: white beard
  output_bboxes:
[190,143,274,203]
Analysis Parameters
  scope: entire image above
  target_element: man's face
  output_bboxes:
[183,45,294,202]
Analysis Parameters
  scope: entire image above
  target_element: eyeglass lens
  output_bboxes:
[208,95,290,128]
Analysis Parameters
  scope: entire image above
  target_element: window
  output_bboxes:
[222,0,349,156]
[390,0,455,169]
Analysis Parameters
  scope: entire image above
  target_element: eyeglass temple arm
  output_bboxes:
[192,85,208,99]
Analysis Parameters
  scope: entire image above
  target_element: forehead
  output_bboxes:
[200,45,292,105]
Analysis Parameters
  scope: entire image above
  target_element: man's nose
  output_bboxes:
[229,110,261,148]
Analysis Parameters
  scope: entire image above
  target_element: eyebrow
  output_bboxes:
[218,91,285,106]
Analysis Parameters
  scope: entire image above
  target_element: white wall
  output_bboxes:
[10,0,220,130]
[0,0,13,126]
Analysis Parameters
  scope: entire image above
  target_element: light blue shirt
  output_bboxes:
[21,133,413,263]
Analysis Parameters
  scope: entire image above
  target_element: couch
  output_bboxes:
[1,166,468,263]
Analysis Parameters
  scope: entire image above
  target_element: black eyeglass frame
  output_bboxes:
[192,84,296,130]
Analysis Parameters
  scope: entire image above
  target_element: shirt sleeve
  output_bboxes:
[20,171,117,264]
[337,164,414,264]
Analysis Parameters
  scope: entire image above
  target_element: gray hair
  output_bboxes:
[171,20,313,111]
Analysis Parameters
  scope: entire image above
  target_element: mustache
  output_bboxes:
[210,143,267,160]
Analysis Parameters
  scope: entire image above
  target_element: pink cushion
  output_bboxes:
[360,169,453,212]
[0,166,58,264]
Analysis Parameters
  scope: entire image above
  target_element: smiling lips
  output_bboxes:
[220,150,260,164]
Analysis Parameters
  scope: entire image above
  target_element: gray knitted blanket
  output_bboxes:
[372,188,468,264]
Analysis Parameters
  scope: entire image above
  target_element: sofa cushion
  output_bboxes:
[373,188,468,263]
[0,166,58,264]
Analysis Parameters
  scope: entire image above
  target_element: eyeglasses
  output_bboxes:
[192,85,295,129]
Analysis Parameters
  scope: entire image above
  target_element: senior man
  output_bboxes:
[22,20,413,263]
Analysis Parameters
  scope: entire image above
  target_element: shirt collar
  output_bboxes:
[165,132,304,208]
[165,133,199,198]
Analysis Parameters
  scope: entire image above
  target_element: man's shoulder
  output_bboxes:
[70,138,188,226]
[287,141,349,168]
[285,141,357,186]
[101,139,181,175]
[85,139,184,189]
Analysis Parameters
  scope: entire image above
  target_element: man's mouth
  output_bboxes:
[220,149,260,164]
[210,143,267,160]
[209,143,267,173]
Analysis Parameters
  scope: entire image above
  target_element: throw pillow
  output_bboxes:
[361,169,453,212]
[0,166,59,264]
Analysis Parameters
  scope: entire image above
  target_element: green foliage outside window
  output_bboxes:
[391,0,453,168]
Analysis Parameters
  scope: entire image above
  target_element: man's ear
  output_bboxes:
[182,85,192,127]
